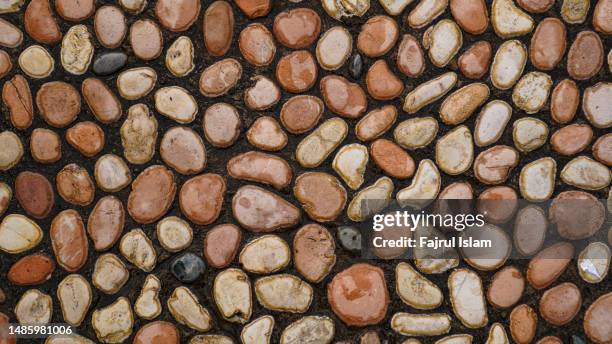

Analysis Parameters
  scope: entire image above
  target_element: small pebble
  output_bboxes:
[246,116,288,151]
[15,289,52,324]
[166,36,194,77]
[15,171,54,219]
[395,262,443,309]
[491,40,527,90]
[57,274,91,326]
[60,25,94,75]
[519,157,556,201]
[435,125,474,176]
[320,75,367,118]
[171,252,205,283]
[119,228,156,272]
[491,0,534,38]
[584,293,612,344]
[133,321,180,344]
[232,185,300,232]
[527,242,574,289]
[156,216,193,253]
[203,224,241,268]
[550,79,579,123]
[474,145,519,185]
[29,128,61,164]
[458,41,492,80]
[448,268,488,328]
[92,253,129,294]
[513,205,547,256]
[567,31,603,80]
[357,15,398,57]
[396,34,425,77]
[396,159,441,209]
[18,45,54,79]
[2,75,32,130]
[440,83,489,125]
[394,117,438,149]
[244,75,280,110]
[203,102,241,148]
[355,105,397,142]
[450,0,489,34]
[94,5,126,49]
[0,131,23,171]
[24,0,61,44]
[276,50,318,93]
[154,86,197,123]
[296,117,348,168]
[510,304,537,344]
[129,19,163,61]
[116,67,157,100]
[477,187,518,224]
[8,253,54,286]
[530,18,566,70]
[240,235,290,274]
[65,121,105,157]
[213,268,252,323]
[235,0,270,18]
[94,154,131,192]
[0,18,22,47]
[119,0,146,13]
[561,0,589,23]
[561,156,611,190]
[487,266,525,309]
[37,81,80,128]
[583,82,612,128]
[55,0,94,21]
[512,71,552,114]
[539,282,581,326]
[422,19,463,67]
[293,224,336,282]
[241,316,274,344]
[91,297,133,343]
[238,24,275,67]
[474,100,511,147]
[56,163,95,206]
[513,117,548,152]
[160,126,206,175]
[0,183,10,217]
[333,143,368,190]
[199,58,242,97]
[92,52,127,76]
[280,95,324,134]
[550,124,592,155]
[337,226,362,251]
[593,134,612,166]
[154,0,199,32]
[593,0,612,34]
[349,53,363,79]
[316,26,352,71]
[370,138,415,179]
[179,173,225,225]
[135,274,162,320]
[366,60,404,100]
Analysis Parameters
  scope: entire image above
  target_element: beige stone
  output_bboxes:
[92,254,129,294]
[135,274,161,320]
[91,297,133,343]
[57,274,91,326]
[240,235,290,274]
[255,274,313,313]
[213,268,252,323]
[61,25,93,75]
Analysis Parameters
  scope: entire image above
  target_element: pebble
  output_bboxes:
[391,313,451,336]
[550,79,579,123]
[530,18,566,70]
[160,127,206,175]
[190,335,234,344]
[155,0,199,31]
[491,0,534,38]
[91,297,133,343]
[116,67,157,100]
[2,75,32,130]
[203,224,241,268]
[244,76,280,110]
[513,205,547,256]
[15,289,52,324]
[491,40,527,90]
[422,19,462,67]
[355,106,397,142]
[46,334,94,344]
[440,83,489,125]
[408,0,448,28]
[396,159,441,209]
[55,0,94,21]
[235,0,270,18]
[316,26,352,70]
[403,72,457,113]
[396,262,443,309]
[561,156,610,190]
[527,242,574,289]
[449,268,488,328]
[92,52,127,76]
[61,25,94,75]
[8,253,54,285]
[29,128,60,164]
[239,235,290,274]
[203,1,233,56]
[396,34,425,77]
[487,266,524,309]
[486,323,510,344]
[474,145,519,184]
[328,263,388,326]
[199,58,242,97]
[280,95,324,134]
[156,216,192,252]
[474,100,511,147]
[94,6,126,49]
[119,0,146,14]
[337,226,361,251]
[128,165,176,224]
[537,337,562,344]
[551,124,592,155]
[167,287,212,332]
[567,31,603,80]
[81,78,122,123]
[458,41,492,80]
[179,173,225,225]
[436,125,474,175]
[119,228,156,272]
[57,274,91,326]
[321,75,367,118]
[273,8,321,49]
[519,157,556,201]
[92,253,129,294]
[512,117,548,152]
[120,104,157,164]
[593,134,612,165]
[0,18,22,48]
[24,0,61,44]
[333,143,368,189]
[241,315,274,344]
[561,0,589,23]
[0,0,22,13]
[213,268,252,323]
[357,15,398,57]
[583,82,612,128]
[135,274,161,319]
[593,0,612,33]
[0,183,10,217]
[276,50,317,93]
[18,45,54,78]
[133,321,180,344]
[294,172,347,222]
[296,117,348,167]
[0,131,23,170]
[366,60,403,100]
[203,103,241,147]
[255,274,313,313]
[477,187,518,224]
[37,82,81,128]
[166,36,194,77]
[370,139,415,179]
[349,53,363,79]
[247,116,287,151]
[228,151,291,189]
[129,20,163,61]
[56,164,95,206]
[450,0,488,34]
[155,86,198,123]
[379,0,412,15]
[51,209,88,271]
[509,304,537,344]
[512,72,552,114]
[171,252,205,283]
[15,171,54,219]
[66,121,105,157]
[238,24,275,67]
[280,316,334,344]
[293,224,336,282]
[517,0,553,12]
[322,0,370,19]
[584,292,612,344]
[394,117,438,149]
[94,154,131,192]
[232,185,300,232]
[539,282,581,326]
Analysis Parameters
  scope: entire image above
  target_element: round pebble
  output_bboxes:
[458,41,492,80]
[527,242,574,289]
[357,15,398,57]
[15,289,52,325]
[244,76,280,110]
[584,293,612,344]
[92,253,129,294]
[423,19,463,67]
[239,24,276,66]
[491,0,534,38]
[513,205,547,256]
[539,282,581,326]
[18,45,54,78]
[179,174,226,225]
[396,34,425,77]
[371,138,415,179]
[56,164,95,206]
[246,116,287,151]
[65,121,104,157]
[491,40,527,90]
[276,50,317,93]
[160,126,206,175]
[213,268,252,323]
[57,274,92,326]
[117,67,157,100]
[255,274,313,313]
[128,165,176,224]
[199,58,242,97]
[234,0,270,18]
[91,297,133,342]
[166,36,194,77]
[55,0,94,21]
[171,252,205,283]
[156,216,192,252]
[94,154,131,192]
[316,26,352,70]
[203,103,241,148]
[133,321,180,344]
[294,172,347,222]
[510,304,537,344]
[450,0,488,34]
[583,82,612,129]
[240,235,290,274]
[280,95,324,134]
[550,79,579,123]
[94,6,126,49]
[203,224,241,268]
[0,214,43,253]
[273,8,321,49]
[513,117,548,152]
[337,226,362,252]
[487,266,524,309]
[15,172,54,219]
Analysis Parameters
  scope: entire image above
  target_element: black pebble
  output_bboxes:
[349,53,363,79]
[170,252,205,283]
[93,52,128,76]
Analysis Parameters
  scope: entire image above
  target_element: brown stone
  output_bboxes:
[0,312,15,344]
[458,41,492,80]
[294,172,347,222]
[82,78,122,124]
[56,164,95,206]
[275,50,317,93]
[517,0,554,12]
[474,145,519,185]
[2,74,32,130]
[567,31,604,80]
[530,18,566,71]
[239,24,276,66]
[273,8,320,49]
[355,106,397,142]
[7,254,54,285]
[280,95,324,134]
[232,185,300,232]
[487,266,525,309]
[293,224,336,283]
[36,81,80,128]
[0,18,22,48]
[203,1,233,56]
[510,304,538,344]
[88,196,124,251]
[593,0,612,34]
[179,174,225,225]
[246,116,287,151]
[527,242,574,289]
[228,151,292,189]
[133,321,180,344]
[328,263,389,326]
[203,224,241,268]
[24,0,62,44]
[550,124,592,155]
[52,209,88,270]
[396,34,425,78]
[15,171,54,219]
[199,58,242,97]
[593,133,612,166]
[234,0,270,18]
[0,50,11,78]
[539,282,581,326]
[537,337,563,344]
[370,139,415,179]
[203,103,241,147]
[450,0,488,34]
[320,75,367,118]
[550,190,605,240]
[477,186,518,224]
[155,0,199,32]
[365,60,404,100]
[160,127,206,175]
[130,19,163,61]
[55,0,94,21]
[584,292,612,344]
[550,79,579,123]
[357,15,399,57]
[30,128,61,164]
[66,121,105,157]
[94,5,127,49]
[128,165,176,224]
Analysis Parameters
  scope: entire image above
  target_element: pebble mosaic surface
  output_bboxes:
[0,0,611,343]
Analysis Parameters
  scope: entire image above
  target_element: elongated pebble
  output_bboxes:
[280,316,334,344]
[403,72,457,113]
[134,274,161,320]
[449,268,488,328]
[255,274,313,313]
[168,287,212,332]
[57,274,91,326]
[474,100,511,147]
[422,19,462,67]
[391,313,451,336]
[491,40,527,90]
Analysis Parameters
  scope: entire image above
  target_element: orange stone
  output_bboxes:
[396,34,425,78]
[593,0,612,34]
[55,0,95,21]
[293,224,336,282]
[133,321,180,344]
[130,19,163,61]
[179,174,226,225]
[82,77,123,124]
[24,0,62,44]
[88,196,124,251]
[510,304,538,344]
[517,0,554,12]
[593,134,612,166]
[370,139,415,179]
[539,282,581,326]
[450,0,488,34]
[320,75,367,118]
[30,128,61,164]
[273,8,321,49]
[530,18,566,71]
[56,164,95,206]
[66,121,105,157]
[527,242,574,289]
[155,0,200,31]
[94,5,127,49]
[7,253,55,285]
[0,50,11,78]
[203,1,234,56]
[280,95,324,134]
[458,41,492,79]
[487,266,525,309]
[365,60,404,100]
[52,209,89,271]
[584,292,612,344]
[275,50,317,93]
[550,79,579,123]
[477,186,518,224]
[567,31,604,80]
[128,165,176,224]
[357,15,399,57]
[239,23,276,66]
[550,124,592,155]
[234,0,270,18]
[2,74,33,130]
[36,81,81,128]
[203,224,241,268]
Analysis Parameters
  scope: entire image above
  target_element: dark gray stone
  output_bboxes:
[93,52,127,76]
[349,54,363,79]
[170,252,205,283]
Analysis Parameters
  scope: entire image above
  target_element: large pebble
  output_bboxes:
[280,316,334,344]
[458,41,492,80]
[160,127,206,175]
[276,50,317,93]
[203,1,233,56]
[396,34,425,77]
[203,103,241,148]
[240,235,290,274]
[133,321,180,344]
[199,59,242,97]
[391,313,451,336]
[92,254,129,294]
[561,156,610,190]
[66,121,105,157]
[450,0,488,34]
[255,274,313,313]
[396,159,441,209]
[246,116,287,151]
[487,266,524,309]
[293,224,336,282]
[512,117,548,152]
[29,128,60,164]
[394,117,438,149]
[241,315,274,344]
[593,134,612,166]
[24,0,61,44]
[280,95,324,134]
[512,72,552,114]
[296,117,348,168]
[55,0,94,21]
[366,60,403,100]
[232,185,300,232]
[550,79,579,124]
[91,297,133,343]
[155,0,199,31]
[0,131,23,170]
[491,0,534,38]
[87,196,124,251]
[474,145,519,184]
[94,6,126,49]
[94,154,131,192]
[403,72,457,113]
[156,216,192,252]
[166,36,194,77]
[509,304,537,344]
[294,172,347,222]
[167,287,212,332]
[203,224,241,268]
[593,0,612,34]
[333,143,368,190]
[320,75,367,118]
[8,253,54,285]
[513,205,547,256]
[15,171,54,219]
[81,77,122,123]
[57,274,91,326]
[567,31,603,80]
[357,15,398,57]
[436,125,473,175]
[61,25,94,75]
[440,83,489,125]
[154,86,197,123]
[449,269,488,328]
[213,268,252,323]
[316,26,352,70]
[239,24,276,67]
[179,174,225,225]
[36,81,80,127]
[539,283,581,326]
[2,75,32,130]
[15,289,52,324]
[422,19,462,67]
[355,105,397,141]
[407,0,448,29]
[128,165,176,224]
[116,67,157,100]
[119,228,156,272]
[527,242,574,289]
[273,8,321,49]
[396,262,443,309]
[530,18,566,70]
[474,100,511,147]
[551,124,592,155]
[0,18,22,47]
[347,177,393,222]
[583,83,612,128]
[519,157,556,201]
[584,292,612,344]
[56,164,95,206]
[51,210,88,271]
[370,139,415,179]
[228,151,291,189]
[135,274,161,319]
[491,40,527,90]
[244,76,280,110]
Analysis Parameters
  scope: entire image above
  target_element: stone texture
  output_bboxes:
[94,6,126,49]
[128,165,176,224]
[130,19,163,61]
[365,60,403,100]
[2,75,32,130]
[204,224,241,268]
[8,254,54,285]
[203,1,233,56]
[280,95,324,134]
[320,75,367,118]
[567,31,603,80]
[273,8,321,49]
[51,209,88,271]
[56,164,95,206]
[24,0,61,44]
[294,172,347,222]
[179,174,226,225]
[293,224,336,282]
[232,185,300,232]
[36,82,80,128]
[276,50,317,93]
[15,171,54,219]
[155,0,199,31]
[357,15,398,57]
[82,78,122,123]
[450,0,488,34]
[203,103,241,147]
[66,121,105,157]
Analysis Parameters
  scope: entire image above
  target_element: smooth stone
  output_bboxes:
[203,224,241,268]
[510,304,537,344]
[561,0,589,23]
[593,134,612,166]
[247,116,287,151]
[2,75,32,130]
[396,262,443,309]
[436,125,473,175]
[474,100,511,147]
[0,131,22,170]
[366,60,404,100]
[61,25,94,75]
[322,0,370,19]
[119,228,156,272]
[66,121,105,157]
[235,0,270,17]
[276,50,317,93]
[56,164,95,206]
[403,72,457,113]
[527,242,574,289]
[517,0,553,12]
[379,0,413,14]
[239,235,290,274]
[119,0,146,13]
[133,321,180,344]
[337,226,362,251]
[18,45,54,78]
[55,0,94,21]
[458,41,492,79]
[156,216,192,252]
[94,154,131,192]
[81,78,122,123]
[320,75,367,118]
[512,72,552,114]
[394,117,438,149]
[91,297,133,343]
[0,0,23,13]
[551,124,592,155]
[29,128,60,164]
[477,187,518,224]
[422,19,462,67]
[155,0,199,31]
[567,31,603,80]
[486,323,510,344]
[280,316,334,344]
[203,1,233,56]
[333,143,368,190]
[232,185,300,232]
[294,172,347,222]
[513,205,547,256]
[561,156,610,190]
[57,274,91,326]
[46,333,94,343]
[593,0,612,33]
[213,268,252,323]
[474,145,519,184]
[396,34,425,77]
[87,196,124,251]
[355,105,397,141]
[396,159,441,209]
[244,76,280,111]
[539,283,581,326]
[551,79,580,123]
[241,316,274,344]
[92,253,128,294]
[238,24,275,67]
[168,287,212,332]
[160,127,205,175]
[296,117,348,168]
[166,36,194,77]
[450,0,488,34]
[255,274,313,313]
[228,151,291,189]
[120,104,157,164]
[391,313,451,336]
[15,289,52,324]
[491,0,534,37]
[37,81,80,128]
[24,0,61,44]
[408,0,448,28]
[135,274,161,320]
[357,15,398,57]
[519,157,556,201]
[584,292,612,344]
[0,18,22,47]
[273,8,321,49]
[15,171,54,219]
[93,52,127,76]
[440,83,489,125]
[280,95,324,134]
[94,6,127,49]
[199,58,242,97]
[583,82,612,128]
[487,266,525,309]
[179,173,225,225]
[316,26,352,70]
[491,40,527,90]
[116,67,157,100]
[449,269,488,328]
[190,335,233,344]
[171,252,205,283]
[8,253,54,285]
[512,117,548,152]
[0,183,10,217]
[128,165,176,224]
[51,210,88,271]
[154,86,197,123]
[293,224,336,282]
[370,139,415,179]
[203,103,240,148]
[413,226,459,274]
[530,18,566,70]
[349,53,363,79]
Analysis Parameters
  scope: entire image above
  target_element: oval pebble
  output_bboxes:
[449,268,488,328]
[119,228,156,272]
[583,82,612,128]
[593,134,612,166]
[370,139,415,179]
[91,297,133,343]
[60,25,93,75]
[519,157,556,201]
[551,124,592,156]
[240,235,290,274]
[273,8,321,49]
[396,262,443,309]
[234,0,270,18]
[440,83,489,125]
[550,79,580,124]
[294,172,347,222]
[0,131,23,171]
[2,75,33,130]
[155,0,199,32]
[24,0,61,44]
[239,24,275,67]
[450,0,488,34]
[166,36,194,77]
[29,129,60,164]
[527,242,574,289]
[94,5,127,49]
[119,0,145,13]
[133,321,179,344]
[458,41,492,80]
[491,0,534,38]
[120,104,157,164]
[8,253,54,286]
[584,293,612,344]
[199,59,242,97]
[170,252,205,283]
[567,31,603,80]
[293,224,336,282]
[296,117,348,168]
[396,34,425,78]
[276,50,318,93]
[0,183,10,217]
[394,117,438,149]
[36,81,80,128]
[213,268,252,323]
[66,121,105,157]
[530,18,566,71]
[355,105,397,142]
[487,266,524,309]
[474,145,519,185]
[56,164,95,206]
[81,77,122,123]
[486,323,510,344]
[156,216,192,252]
[510,304,537,344]
[203,224,241,268]
[593,0,612,33]
[403,72,457,113]
[15,171,54,219]
[87,196,125,252]
[232,185,300,232]
[203,1,233,56]
[391,313,451,336]
[255,274,313,313]
[513,117,548,152]
[561,156,611,190]
[57,274,91,326]
[539,282,581,326]
[320,75,367,118]
[55,0,94,21]
[280,316,334,344]
[203,103,241,148]
[92,253,129,294]
[116,67,157,100]
[167,287,212,332]
[0,18,22,48]
[154,86,197,123]
[128,165,176,224]
[474,100,511,147]
[92,52,128,76]
[422,19,462,67]
[316,26,352,70]
[357,15,398,57]
[179,173,225,225]
[246,116,287,151]
[51,210,88,271]
[551,190,605,240]
[15,289,52,325]
[408,0,448,29]
[512,71,552,114]
[561,0,589,23]
[280,95,324,134]
[228,151,291,189]
[160,127,206,175]
[513,205,547,256]
[491,40,527,90]
[94,154,131,192]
